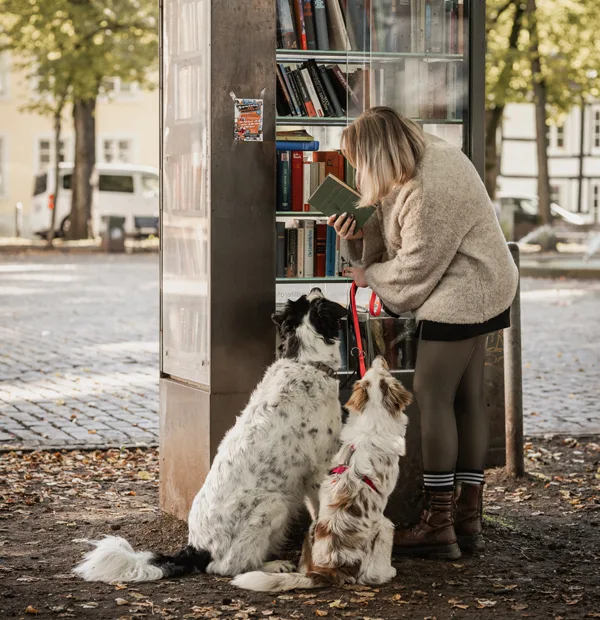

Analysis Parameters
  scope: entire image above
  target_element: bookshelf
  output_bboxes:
[158,0,490,519]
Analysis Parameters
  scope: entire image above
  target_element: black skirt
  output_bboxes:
[382,305,511,342]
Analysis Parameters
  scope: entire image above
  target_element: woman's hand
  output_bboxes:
[327,213,363,240]
[349,267,368,288]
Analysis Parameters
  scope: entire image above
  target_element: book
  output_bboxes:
[276,78,293,116]
[276,65,297,116]
[293,0,308,50]
[276,129,315,141]
[276,140,320,150]
[458,0,464,54]
[279,64,302,115]
[344,159,356,190]
[325,0,351,51]
[306,59,335,117]
[304,219,315,277]
[312,150,344,181]
[427,0,445,54]
[325,224,337,276]
[293,68,317,116]
[285,66,307,116]
[291,151,304,211]
[330,64,360,111]
[313,0,330,49]
[315,223,327,277]
[303,0,317,49]
[297,222,305,277]
[300,67,325,117]
[303,161,312,211]
[319,65,344,117]
[395,0,412,53]
[277,0,298,49]
[277,150,292,211]
[347,0,369,51]
[308,174,375,231]
[276,222,286,278]
[286,225,298,277]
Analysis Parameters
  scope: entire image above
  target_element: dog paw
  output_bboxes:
[263,560,296,573]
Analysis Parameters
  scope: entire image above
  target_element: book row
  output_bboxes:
[277,0,464,55]
[277,59,464,121]
[276,219,350,278]
[276,148,353,212]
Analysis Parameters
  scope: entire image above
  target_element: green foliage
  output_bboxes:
[486,0,600,122]
[0,0,158,106]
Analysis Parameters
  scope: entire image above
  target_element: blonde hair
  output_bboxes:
[341,107,425,207]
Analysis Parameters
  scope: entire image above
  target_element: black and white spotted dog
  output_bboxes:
[74,289,347,582]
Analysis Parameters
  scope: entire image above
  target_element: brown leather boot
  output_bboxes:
[393,490,461,560]
[454,482,485,553]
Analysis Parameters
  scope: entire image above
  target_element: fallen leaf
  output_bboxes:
[476,599,497,609]
[25,606,39,615]
[115,598,129,606]
[512,603,529,611]
[262,612,274,616]
[137,471,152,480]
[412,590,428,597]
[278,595,294,601]
[315,610,328,617]
[298,594,317,599]
[448,598,469,610]
[329,600,347,609]
[129,592,146,600]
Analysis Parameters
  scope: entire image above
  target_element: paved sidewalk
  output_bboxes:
[0,254,598,450]
[0,254,159,449]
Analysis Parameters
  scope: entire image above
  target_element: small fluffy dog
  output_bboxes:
[74,289,347,582]
[233,356,411,591]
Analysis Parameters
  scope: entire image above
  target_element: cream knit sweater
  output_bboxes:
[347,134,519,325]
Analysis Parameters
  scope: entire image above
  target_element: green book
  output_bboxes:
[307,174,375,231]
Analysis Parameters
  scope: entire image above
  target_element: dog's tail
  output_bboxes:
[73,536,211,583]
[232,571,323,592]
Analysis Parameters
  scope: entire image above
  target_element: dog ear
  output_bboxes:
[323,300,348,320]
[271,311,285,327]
[345,380,370,413]
[379,378,412,417]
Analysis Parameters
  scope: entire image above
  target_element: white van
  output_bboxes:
[31,163,159,238]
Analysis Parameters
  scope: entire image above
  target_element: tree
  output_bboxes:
[0,0,158,239]
[486,0,600,202]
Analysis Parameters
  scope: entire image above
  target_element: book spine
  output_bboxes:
[419,0,426,53]
[276,140,320,150]
[347,0,369,51]
[303,161,311,210]
[424,0,432,53]
[297,223,305,277]
[335,233,341,277]
[293,0,308,50]
[277,151,292,211]
[313,0,330,50]
[326,225,336,276]
[331,64,360,109]
[291,151,304,212]
[345,159,356,190]
[276,65,297,116]
[286,226,298,277]
[280,64,302,115]
[293,68,317,116]
[326,0,350,51]
[276,67,294,116]
[430,0,445,54]
[458,0,464,54]
[309,161,320,197]
[304,219,315,277]
[276,222,286,278]
[446,62,456,120]
[319,66,345,117]
[301,67,325,117]
[306,60,335,117]
[315,223,327,277]
[303,0,317,49]
[277,0,299,49]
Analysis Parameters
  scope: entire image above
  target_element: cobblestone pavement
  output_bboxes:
[0,254,598,450]
[521,278,600,436]
[0,254,159,449]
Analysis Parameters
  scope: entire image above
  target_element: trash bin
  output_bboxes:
[101,216,126,253]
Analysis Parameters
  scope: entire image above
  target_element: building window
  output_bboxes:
[38,139,67,171]
[550,184,561,204]
[556,125,564,148]
[0,138,5,195]
[593,185,600,221]
[100,77,139,99]
[548,123,566,150]
[102,138,132,164]
[595,110,600,149]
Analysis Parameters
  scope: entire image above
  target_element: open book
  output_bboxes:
[307,174,375,231]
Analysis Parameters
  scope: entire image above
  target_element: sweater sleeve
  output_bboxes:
[345,212,385,268]
[364,190,472,315]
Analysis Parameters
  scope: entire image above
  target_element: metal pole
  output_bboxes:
[505,242,524,476]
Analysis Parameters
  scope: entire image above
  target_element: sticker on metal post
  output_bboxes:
[234,98,264,142]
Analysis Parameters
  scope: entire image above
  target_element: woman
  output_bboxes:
[329,107,518,561]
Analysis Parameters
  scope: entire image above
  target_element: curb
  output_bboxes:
[0,245,158,255]
[0,441,159,453]
[520,262,600,280]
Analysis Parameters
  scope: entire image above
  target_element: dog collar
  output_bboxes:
[329,464,380,495]
[310,362,337,379]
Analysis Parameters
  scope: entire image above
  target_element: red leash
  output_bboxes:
[349,283,381,378]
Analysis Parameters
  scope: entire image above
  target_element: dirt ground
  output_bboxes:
[1,436,599,620]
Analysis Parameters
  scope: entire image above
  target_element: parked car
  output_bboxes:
[31,163,159,238]
[495,192,586,240]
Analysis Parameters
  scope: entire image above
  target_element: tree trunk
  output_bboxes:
[47,112,62,248]
[485,106,504,199]
[70,98,96,240]
[527,0,552,226]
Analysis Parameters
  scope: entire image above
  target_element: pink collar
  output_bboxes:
[330,464,379,495]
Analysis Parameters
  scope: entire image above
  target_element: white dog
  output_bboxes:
[74,289,347,582]
[233,356,411,591]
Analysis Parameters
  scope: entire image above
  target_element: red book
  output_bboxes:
[315,223,327,277]
[291,151,304,212]
[313,151,344,182]
[293,0,308,50]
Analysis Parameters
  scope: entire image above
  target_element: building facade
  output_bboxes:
[499,102,600,223]
[0,52,159,237]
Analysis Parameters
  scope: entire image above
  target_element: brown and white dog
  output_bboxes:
[233,356,411,591]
